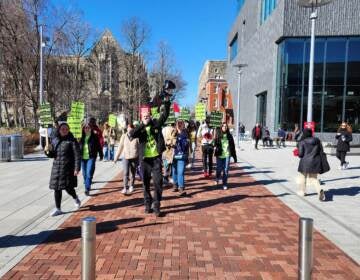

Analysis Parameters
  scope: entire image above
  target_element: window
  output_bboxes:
[229,34,238,61]
[276,37,360,133]
[261,0,277,24]
[213,98,218,108]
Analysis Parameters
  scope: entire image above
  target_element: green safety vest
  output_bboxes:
[144,126,159,158]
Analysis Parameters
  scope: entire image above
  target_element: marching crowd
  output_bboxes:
[43,91,353,216]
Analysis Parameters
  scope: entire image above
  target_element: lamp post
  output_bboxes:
[297,0,333,124]
[39,24,45,106]
[233,63,247,147]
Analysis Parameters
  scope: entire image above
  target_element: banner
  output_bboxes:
[70,101,85,120]
[179,107,191,121]
[39,103,53,126]
[209,111,223,128]
[108,114,117,128]
[151,107,160,119]
[195,103,206,121]
[67,115,82,138]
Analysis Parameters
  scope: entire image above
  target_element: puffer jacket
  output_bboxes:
[298,137,322,174]
[45,132,81,190]
[130,100,171,159]
[336,129,352,152]
[173,130,189,159]
[114,133,139,160]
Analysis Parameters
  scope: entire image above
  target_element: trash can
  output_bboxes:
[0,135,11,162]
[10,134,23,160]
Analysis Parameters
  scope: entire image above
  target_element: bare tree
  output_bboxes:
[120,17,151,121]
[150,41,187,101]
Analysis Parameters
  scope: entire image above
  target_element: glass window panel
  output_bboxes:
[229,34,238,61]
[323,86,344,132]
[325,38,346,86]
[347,39,360,86]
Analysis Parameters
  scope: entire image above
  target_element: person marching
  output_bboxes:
[103,122,117,161]
[45,123,81,216]
[252,123,262,150]
[197,120,214,178]
[80,122,103,196]
[214,122,237,190]
[187,120,197,169]
[162,123,177,187]
[335,122,353,170]
[172,119,189,195]
[114,124,139,194]
[130,80,174,217]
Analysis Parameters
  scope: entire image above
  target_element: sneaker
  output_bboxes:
[172,186,179,192]
[169,178,174,184]
[319,189,326,201]
[50,208,63,217]
[74,198,81,209]
[145,207,153,214]
[213,180,219,186]
[179,188,186,196]
[128,186,134,193]
[297,191,305,197]
[344,162,349,169]
[121,187,127,194]
[186,163,192,169]
[223,185,228,190]
[203,172,208,178]
[153,208,161,217]
[85,190,89,196]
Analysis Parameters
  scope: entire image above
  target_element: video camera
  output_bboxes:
[159,80,176,100]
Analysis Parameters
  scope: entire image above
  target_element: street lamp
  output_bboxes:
[297,0,333,124]
[39,24,46,105]
[233,63,247,147]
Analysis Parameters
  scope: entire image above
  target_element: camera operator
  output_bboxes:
[130,80,175,217]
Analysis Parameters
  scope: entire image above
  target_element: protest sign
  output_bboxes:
[195,103,206,121]
[209,111,223,128]
[70,101,85,120]
[140,105,151,119]
[39,103,53,126]
[165,107,176,125]
[67,116,82,138]
[179,107,191,121]
[151,107,160,119]
[108,114,117,128]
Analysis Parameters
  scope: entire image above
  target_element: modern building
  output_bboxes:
[198,60,234,125]
[227,0,360,141]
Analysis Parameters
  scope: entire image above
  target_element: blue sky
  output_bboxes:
[55,0,238,107]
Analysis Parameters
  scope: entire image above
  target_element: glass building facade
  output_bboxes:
[261,0,277,24]
[276,37,360,133]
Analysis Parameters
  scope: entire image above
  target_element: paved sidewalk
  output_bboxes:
[2,156,359,279]
[0,152,120,277]
[236,140,360,264]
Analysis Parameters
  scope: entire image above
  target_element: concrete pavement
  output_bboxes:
[0,152,121,277]
[236,140,360,264]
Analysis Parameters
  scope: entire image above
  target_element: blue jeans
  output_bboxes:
[82,158,95,191]
[103,144,114,161]
[172,158,186,189]
[216,157,230,186]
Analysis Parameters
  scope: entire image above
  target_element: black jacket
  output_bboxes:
[80,132,104,160]
[298,137,322,174]
[336,129,352,152]
[130,101,171,159]
[214,131,237,162]
[45,132,81,190]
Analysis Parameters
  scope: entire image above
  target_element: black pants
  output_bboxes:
[54,187,77,209]
[142,156,163,211]
[254,138,260,149]
[336,151,347,165]
[202,145,214,174]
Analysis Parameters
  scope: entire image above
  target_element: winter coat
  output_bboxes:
[214,131,237,162]
[173,130,189,159]
[80,132,103,160]
[114,133,139,160]
[45,132,81,190]
[92,125,104,148]
[197,124,214,146]
[336,129,352,152]
[297,137,322,174]
[162,125,177,163]
[252,126,262,139]
[103,128,117,146]
[130,100,171,159]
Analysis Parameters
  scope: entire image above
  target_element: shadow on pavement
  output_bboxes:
[0,217,142,248]
[326,186,360,201]
[16,157,49,162]
[92,180,122,184]
[162,193,290,215]
[86,197,144,211]
[321,176,360,183]
[346,166,360,170]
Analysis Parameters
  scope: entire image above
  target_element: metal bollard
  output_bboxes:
[82,217,96,280]
[298,217,313,280]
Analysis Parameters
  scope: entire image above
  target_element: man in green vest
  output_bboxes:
[130,81,174,216]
